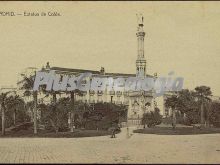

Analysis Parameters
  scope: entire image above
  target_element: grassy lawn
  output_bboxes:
[134,125,220,135]
[0,129,112,138]
[0,127,112,138]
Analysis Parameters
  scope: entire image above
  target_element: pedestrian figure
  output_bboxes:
[172,122,176,130]
[111,127,116,138]
[111,126,116,138]
[126,126,130,138]
[110,122,118,138]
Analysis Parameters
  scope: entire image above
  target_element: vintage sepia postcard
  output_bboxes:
[0,1,220,164]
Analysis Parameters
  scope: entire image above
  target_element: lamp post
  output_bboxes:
[153,73,158,111]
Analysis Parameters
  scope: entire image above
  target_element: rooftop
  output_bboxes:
[50,66,153,78]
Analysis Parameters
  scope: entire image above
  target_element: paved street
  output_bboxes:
[0,128,220,164]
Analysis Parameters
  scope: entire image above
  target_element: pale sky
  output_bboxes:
[0,1,220,96]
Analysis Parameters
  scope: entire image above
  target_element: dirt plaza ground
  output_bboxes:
[0,127,220,164]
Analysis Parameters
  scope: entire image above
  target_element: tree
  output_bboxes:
[176,89,199,125]
[165,94,179,129]
[176,90,196,113]
[72,100,90,129]
[6,95,25,126]
[68,89,84,132]
[195,86,212,126]
[209,102,220,127]
[39,77,84,132]
[26,101,34,122]
[0,92,10,135]
[41,98,70,133]
[89,102,127,130]
[70,92,74,132]
[40,84,62,131]
[40,84,59,104]
[164,87,212,127]
[20,75,38,134]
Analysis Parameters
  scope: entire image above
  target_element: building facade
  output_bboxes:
[17,15,165,126]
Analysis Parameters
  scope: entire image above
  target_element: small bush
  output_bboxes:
[142,108,162,128]
[183,110,200,126]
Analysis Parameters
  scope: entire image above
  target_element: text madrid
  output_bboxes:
[33,71,184,97]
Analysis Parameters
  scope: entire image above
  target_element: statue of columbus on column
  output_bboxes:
[136,13,144,25]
